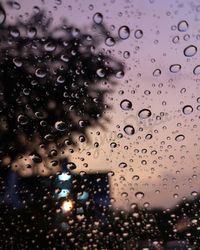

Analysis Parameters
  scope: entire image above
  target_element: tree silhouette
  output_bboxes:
[0,5,124,175]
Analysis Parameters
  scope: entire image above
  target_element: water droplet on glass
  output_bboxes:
[120,99,132,110]
[134,29,143,39]
[110,142,117,148]
[96,68,105,78]
[177,20,189,32]
[124,125,135,135]
[123,51,130,59]
[44,42,56,52]
[13,58,22,67]
[183,45,197,57]
[169,64,181,73]
[115,70,124,79]
[175,134,185,142]
[119,162,127,168]
[138,109,152,119]
[182,105,193,115]
[0,7,6,25]
[55,121,67,131]
[172,36,179,43]
[66,162,77,170]
[191,191,198,197]
[193,65,200,75]
[27,27,37,38]
[105,37,115,46]
[132,175,139,181]
[118,26,130,40]
[17,114,28,125]
[153,69,161,77]
[135,192,144,199]
[93,12,103,24]
[35,68,46,78]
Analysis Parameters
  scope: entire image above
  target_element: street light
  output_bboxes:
[61,200,73,213]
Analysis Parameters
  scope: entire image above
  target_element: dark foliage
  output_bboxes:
[0,4,123,168]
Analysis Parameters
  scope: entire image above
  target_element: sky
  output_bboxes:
[3,0,200,210]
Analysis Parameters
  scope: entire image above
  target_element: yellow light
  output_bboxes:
[61,200,73,212]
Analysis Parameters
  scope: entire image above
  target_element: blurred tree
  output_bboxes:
[0,4,124,176]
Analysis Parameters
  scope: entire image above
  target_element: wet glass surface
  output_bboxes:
[0,0,200,249]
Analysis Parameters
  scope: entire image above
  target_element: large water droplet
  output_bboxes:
[135,192,144,199]
[118,26,130,40]
[182,105,193,115]
[134,29,143,39]
[27,27,37,38]
[119,162,127,168]
[153,69,161,77]
[177,20,189,32]
[183,45,197,57]
[44,42,56,52]
[175,134,185,142]
[17,114,28,125]
[193,65,200,75]
[66,162,77,170]
[120,99,132,110]
[35,68,46,78]
[138,109,152,119]
[55,121,67,131]
[96,68,105,78]
[93,12,103,24]
[105,37,115,46]
[169,64,181,73]
[124,125,135,135]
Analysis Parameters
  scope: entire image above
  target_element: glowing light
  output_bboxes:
[58,173,71,181]
[61,200,73,212]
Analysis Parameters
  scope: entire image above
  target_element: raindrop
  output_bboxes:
[66,162,77,170]
[153,69,161,77]
[11,1,21,10]
[135,192,144,199]
[177,20,189,32]
[118,26,130,40]
[44,42,56,52]
[193,65,200,75]
[123,51,130,59]
[96,68,105,78]
[134,29,143,39]
[191,191,198,197]
[169,64,181,73]
[182,105,193,115]
[35,68,46,78]
[119,162,127,168]
[17,114,28,125]
[27,27,37,38]
[55,121,67,131]
[93,12,103,24]
[120,99,132,110]
[115,70,124,79]
[145,134,152,140]
[175,134,185,142]
[132,175,139,181]
[105,37,115,46]
[0,7,6,25]
[183,45,197,57]
[138,109,152,119]
[110,142,117,148]
[124,125,135,135]
[172,36,179,43]
[13,58,22,67]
